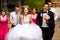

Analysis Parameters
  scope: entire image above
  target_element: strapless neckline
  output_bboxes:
[21,18,30,24]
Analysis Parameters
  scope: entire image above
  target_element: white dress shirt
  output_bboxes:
[10,11,20,25]
[41,19,48,28]
[50,7,58,20]
[41,13,49,28]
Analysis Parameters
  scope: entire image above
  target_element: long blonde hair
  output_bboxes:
[21,5,31,19]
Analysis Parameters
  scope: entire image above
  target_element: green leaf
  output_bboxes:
[23,0,45,11]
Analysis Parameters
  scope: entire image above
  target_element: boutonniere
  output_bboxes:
[43,13,50,20]
[43,13,47,18]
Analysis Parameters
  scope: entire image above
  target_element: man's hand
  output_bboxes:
[11,21,14,24]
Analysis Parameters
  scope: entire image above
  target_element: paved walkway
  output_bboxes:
[52,7,60,40]
[52,21,60,40]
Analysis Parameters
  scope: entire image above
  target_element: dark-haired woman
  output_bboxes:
[31,8,38,24]
[0,9,9,40]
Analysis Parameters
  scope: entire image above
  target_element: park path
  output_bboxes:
[52,7,60,40]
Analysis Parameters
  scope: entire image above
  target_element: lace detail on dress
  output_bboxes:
[21,18,30,24]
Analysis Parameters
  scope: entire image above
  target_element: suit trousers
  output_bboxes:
[40,27,54,40]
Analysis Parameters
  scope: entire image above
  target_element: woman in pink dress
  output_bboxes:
[0,9,9,40]
[31,8,38,24]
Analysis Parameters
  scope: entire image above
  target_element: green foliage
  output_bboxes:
[23,0,45,11]
[6,12,10,16]
[51,0,55,2]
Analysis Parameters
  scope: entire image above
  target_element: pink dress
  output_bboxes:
[0,16,9,40]
[31,14,38,24]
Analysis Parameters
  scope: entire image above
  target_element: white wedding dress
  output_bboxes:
[6,18,43,40]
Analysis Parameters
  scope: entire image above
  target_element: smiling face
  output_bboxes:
[15,6,20,13]
[43,4,49,11]
[24,7,29,15]
[32,8,37,14]
[2,11,6,16]
[48,2,52,8]
[1,9,6,16]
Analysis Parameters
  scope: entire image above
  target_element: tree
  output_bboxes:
[23,0,45,11]
[50,0,55,2]
[45,0,51,4]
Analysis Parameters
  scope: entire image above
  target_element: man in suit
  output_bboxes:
[48,2,58,21]
[36,4,55,40]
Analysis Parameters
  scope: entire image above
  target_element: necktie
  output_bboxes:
[16,13,18,25]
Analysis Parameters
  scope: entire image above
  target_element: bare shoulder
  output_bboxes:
[28,14,32,17]
[5,15,8,16]
[28,14,32,19]
[19,14,23,18]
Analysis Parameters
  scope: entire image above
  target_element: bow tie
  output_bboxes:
[42,12,47,13]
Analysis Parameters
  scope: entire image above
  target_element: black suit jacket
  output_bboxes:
[36,10,55,29]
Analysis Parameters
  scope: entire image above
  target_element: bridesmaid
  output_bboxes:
[0,9,9,40]
[31,8,38,24]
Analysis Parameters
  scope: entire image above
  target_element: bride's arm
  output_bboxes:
[30,15,33,23]
[30,15,34,23]
[19,15,22,24]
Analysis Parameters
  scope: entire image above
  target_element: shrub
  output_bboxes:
[23,0,45,11]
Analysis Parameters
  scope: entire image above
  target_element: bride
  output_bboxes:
[6,6,43,40]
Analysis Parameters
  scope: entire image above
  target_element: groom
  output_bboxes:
[36,4,55,40]
[10,5,21,28]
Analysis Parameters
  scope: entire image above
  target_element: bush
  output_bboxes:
[6,12,10,16]
[23,0,45,11]
[51,0,55,2]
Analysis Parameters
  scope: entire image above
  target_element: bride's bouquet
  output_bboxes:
[43,13,50,20]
